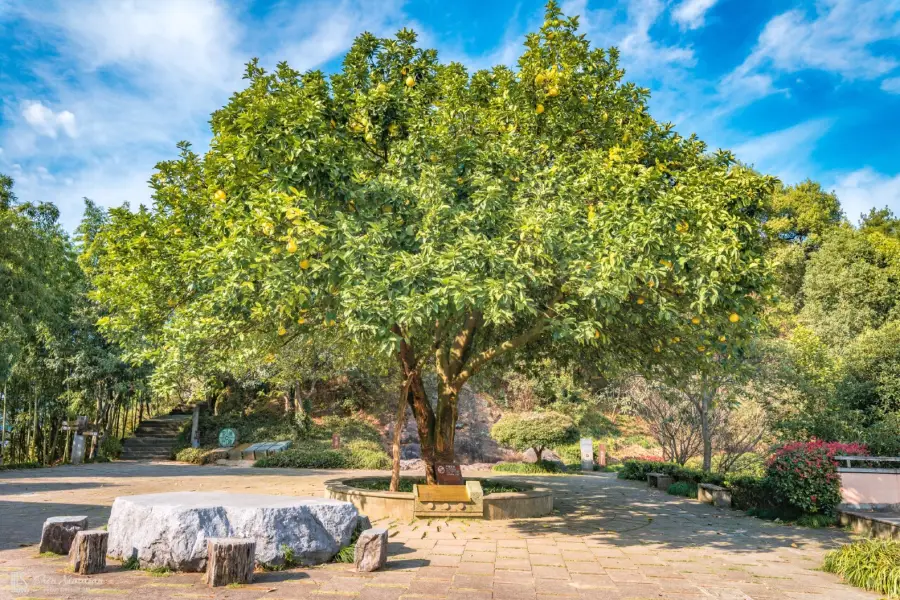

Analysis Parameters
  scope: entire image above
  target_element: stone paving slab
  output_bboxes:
[0,462,880,599]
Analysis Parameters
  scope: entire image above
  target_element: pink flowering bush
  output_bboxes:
[766,441,868,515]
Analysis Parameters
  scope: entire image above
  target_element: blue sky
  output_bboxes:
[1,0,899,230]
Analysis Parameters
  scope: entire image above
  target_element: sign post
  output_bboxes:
[580,438,594,472]
[598,443,607,467]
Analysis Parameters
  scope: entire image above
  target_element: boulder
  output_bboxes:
[354,528,388,572]
[39,516,88,554]
[522,448,563,464]
[400,443,421,459]
[107,492,358,571]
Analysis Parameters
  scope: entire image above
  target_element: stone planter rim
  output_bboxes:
[325,476,551,497]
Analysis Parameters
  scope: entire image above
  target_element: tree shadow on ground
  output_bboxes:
[493,472,854,555]
[0,500,111,550]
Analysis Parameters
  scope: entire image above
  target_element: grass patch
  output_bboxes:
[823,539,900,597]
[121,555,140,570]
[491,461,570,475]
[37,551,62,558]
[260,544,299,571]
[0,461,43,471]
[667,481,698,498]
[146,566,172,577]
[348,477,530,494]
[795,513,838,528]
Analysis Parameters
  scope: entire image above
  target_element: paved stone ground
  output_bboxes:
[0,462,876,600]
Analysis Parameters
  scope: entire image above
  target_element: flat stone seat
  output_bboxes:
[240,441,292,460]
[106,492,358,571]
[646,472,673,489]
[698,483,732,508]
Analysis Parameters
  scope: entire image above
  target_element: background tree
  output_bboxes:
[490,411,577,462]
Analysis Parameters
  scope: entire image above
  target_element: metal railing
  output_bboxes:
[835,455,900,469]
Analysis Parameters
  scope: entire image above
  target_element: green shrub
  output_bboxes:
[490,412,578,462]
[491,460,568,474]
[342,440,391,470]
[553,443,583,464]
[767,441,867,515]
[253,438,391,470]
[255,446,347,469]
[617,459,677,481]
[823,539,900,598]
[667,481,698,497]
[725,475,775,512]
[0,461,42,471]
[174,446,224,465]
[99,436,122,459]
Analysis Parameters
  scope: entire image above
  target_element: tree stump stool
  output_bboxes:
[205,538,256,587]
[39,516,88,554]
[68,530,108,574]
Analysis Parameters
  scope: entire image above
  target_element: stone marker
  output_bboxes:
[68,529,108,575]
[106,492,359,571]
[71,434,86,465]
[354,528,388,572]
[598,443,607,467]
[580,438,594,471]
[39,516,88,555]
[205,538,255,587]
[646,472,673,490]
[332,432,341,449]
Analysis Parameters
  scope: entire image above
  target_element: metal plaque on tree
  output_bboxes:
[435,463,463,485]
[218,428,238,448]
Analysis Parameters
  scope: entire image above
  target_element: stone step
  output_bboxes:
[122,437,179,447]
[121,450,173,459]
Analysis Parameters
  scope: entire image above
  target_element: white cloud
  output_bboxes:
[672,0,719,30]
[733,118,834,184]
[21,101,77,138]
[1,0,409,230]
[563,0,694,79]
[831,168,900,224]
[882,77,900,94]
[724,1,900,106]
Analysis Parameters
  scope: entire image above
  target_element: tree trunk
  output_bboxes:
[389,381,410,492]
[699,392,712,472]
[433,383,459,466]
[1,381,7,465]
[533,446,544,462]
[30,395,39,461]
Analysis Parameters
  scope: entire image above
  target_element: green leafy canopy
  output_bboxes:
[87,2,774,400]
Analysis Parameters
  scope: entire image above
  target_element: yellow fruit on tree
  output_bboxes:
[286,239,297,253]
[547,86,559,97]
[535,73,545,86]
[300,259,310,270]
[636,296,645,305]
[594,330,600,339]
[297,317,306,325]
[278,326,287,336]
[676,221,689,233]
[691,316,701,325]
[719,335,727,342]
[729,312,740,323]
[671,337,680,343]
[654,345,661,353]
[697,345,706,352]
[405,76,416,87]
[535,104,545,114]
[214,189,226,202]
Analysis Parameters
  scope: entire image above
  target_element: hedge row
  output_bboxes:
[617,459,726,486]
[254,440,391,470]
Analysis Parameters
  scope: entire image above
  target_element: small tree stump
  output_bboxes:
[39,516,88,554]
[68,530,108,574]
[205,538,255,587]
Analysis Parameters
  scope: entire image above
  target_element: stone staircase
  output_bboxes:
[120,407,193,461]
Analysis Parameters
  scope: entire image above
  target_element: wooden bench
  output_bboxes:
[698,483,732,508]
[646,472,673,490]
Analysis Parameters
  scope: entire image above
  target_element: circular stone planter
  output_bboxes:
[324,477,553,521]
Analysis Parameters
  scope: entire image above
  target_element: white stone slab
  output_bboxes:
[106,492,358,571]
